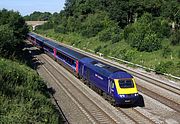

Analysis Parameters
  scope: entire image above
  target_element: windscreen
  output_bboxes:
[118,79,134,88]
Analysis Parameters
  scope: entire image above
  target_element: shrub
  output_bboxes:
[0,59,59,123]
[94,45,102,53]
[111,34,120,44]
[0,25,22,57]
[123,50,135,61]
[98,29,112,42]
[170,30,180,45]
[138,33,161,52]
[162,45,172,58]
[124,13,165,52]
[54,25,67,34]
[178,50,180,59]
[155,61,174,74]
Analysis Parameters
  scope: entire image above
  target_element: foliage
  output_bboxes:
[0,25,19,56]
[124,13,164,52]
[170,30,180,45]
[0,58,59,123]
[162,45,172,58]
[94,45,102,53]
[178,50,180,59]
[98,29,112,42]
[0,9,29,58]
[24,11,52,21]
[0,9,29,39]
[155,61,174,74]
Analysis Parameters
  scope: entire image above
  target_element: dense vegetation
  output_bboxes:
[0,9,29,58]
[0,9,59,123]
[24,11,52,21]
[34,0,180,77]
[0,58,59,123]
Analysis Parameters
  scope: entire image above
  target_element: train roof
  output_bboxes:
[80,57,132,79]
[42,36,86,60]
[36,35,45,41]
[44,39,59,48]
[28,33,44,41]
[28,32,36,38]
[56,45,87,60]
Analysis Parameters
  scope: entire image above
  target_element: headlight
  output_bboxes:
[119,94,125,97]
[134,93,139,96]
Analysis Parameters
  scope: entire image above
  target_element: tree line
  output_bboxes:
[24,11,52,21]
[36,0,180,52]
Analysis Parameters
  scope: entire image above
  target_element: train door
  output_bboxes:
[81,64,84,76]
[108,79,114,95]
[87,68,90,81]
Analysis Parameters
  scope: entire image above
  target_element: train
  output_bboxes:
[27,32,139,105]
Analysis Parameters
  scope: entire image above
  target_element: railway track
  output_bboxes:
[41,52,163,124]
[118,108,154,124]
[137,84,180,113]
[39,54,121,124]
[27,33,180,123]
[36,51,158,124]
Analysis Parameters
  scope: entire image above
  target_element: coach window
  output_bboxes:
[36,39,40,45]
[49,47,53,53]
[31,37,33,40]
[44,45,53,53]
[57,51,62,59]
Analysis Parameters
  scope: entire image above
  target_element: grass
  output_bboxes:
[0,58,60,123]
[35,29,180,77]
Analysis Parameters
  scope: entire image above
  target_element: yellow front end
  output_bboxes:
[114,78,138,95]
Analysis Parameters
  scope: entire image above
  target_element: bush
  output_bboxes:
[138,33,161,52]
[94,45,102,53]
[0,58,59,123]
[178,50,180,59]
[39,22,54,30]
[123,50,136,61]
[0,25,22,57]
[98,29,112,42]
[155,61,174,74]
[162,45,172,58]
[170,30,180,45]
[124,13,164,52]
[111,34,120,44]
[54,25,67,34]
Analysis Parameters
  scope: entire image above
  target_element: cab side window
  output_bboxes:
[111,80,114,88]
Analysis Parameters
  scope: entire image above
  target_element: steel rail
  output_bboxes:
[41,54,119,124]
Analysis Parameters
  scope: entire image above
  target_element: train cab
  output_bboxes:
[112,77,139,104]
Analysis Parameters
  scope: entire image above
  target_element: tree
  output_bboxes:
[0,25,18,56]
[0,9,29,57]
[24,11,52,21]
[124,13,162,52]
[0,9,29,39]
